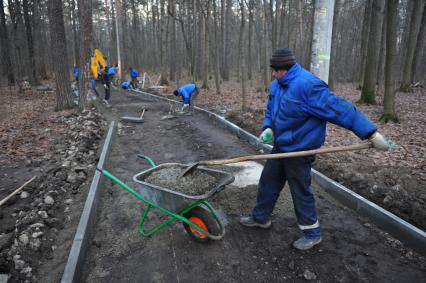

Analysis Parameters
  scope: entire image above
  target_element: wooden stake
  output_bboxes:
[0,176,36,207]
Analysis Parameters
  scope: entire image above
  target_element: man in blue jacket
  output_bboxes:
[174,83,199,113]
[240,48,391,250]
[129,67,139,89]
[72,66,79,82]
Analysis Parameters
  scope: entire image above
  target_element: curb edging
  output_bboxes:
[61,121,115,283]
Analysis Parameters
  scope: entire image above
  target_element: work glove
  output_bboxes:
[369,132,392,151]
[103,84,109,89]
[260,128,274,143]
[181,104,189,111]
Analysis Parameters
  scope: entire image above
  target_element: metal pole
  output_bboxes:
[114,0,122,79]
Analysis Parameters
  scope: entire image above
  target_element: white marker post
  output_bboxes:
[310,0,335,84]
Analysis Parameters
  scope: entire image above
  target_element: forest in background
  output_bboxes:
[0,0,425,113]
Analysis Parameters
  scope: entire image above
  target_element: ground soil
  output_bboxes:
[0,86,106,282]
[81,89,426,282]
[159,81,426,231]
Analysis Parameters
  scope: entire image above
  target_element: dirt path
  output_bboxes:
[81,90,426,282]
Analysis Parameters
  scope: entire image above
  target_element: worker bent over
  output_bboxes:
[240,48,392,250]
[173,83,199,114]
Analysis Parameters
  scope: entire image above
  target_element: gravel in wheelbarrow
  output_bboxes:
[144,166,219,196]
[133,163,235,213]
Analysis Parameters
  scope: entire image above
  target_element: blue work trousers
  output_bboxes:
[252,152,321,238]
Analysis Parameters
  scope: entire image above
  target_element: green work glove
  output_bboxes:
[260,128,274,143]
[369,132,395,150]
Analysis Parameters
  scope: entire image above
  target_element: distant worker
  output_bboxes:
[129,67,139,89]
[173,83,199,114]
[108,63,118,78]
[101,66,111,101]
[72,66,79,82]
[121,81,131,89]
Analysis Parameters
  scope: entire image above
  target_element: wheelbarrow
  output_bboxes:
[97,156,235,242]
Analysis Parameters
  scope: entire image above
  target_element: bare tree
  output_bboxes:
[381,0,399,123]
[412,5,426,84]
[168,0,176,81]
[400,0,425,91]
[77,0,93,110]
[22,0,38,85]
[247,0,254,80]
[47,0,73,110]
[328,0,343,90]
[360,0,385,104]
[238,0,246,110]
[358,0,372,89]
[0,0,15,85]
[212,0,221,94]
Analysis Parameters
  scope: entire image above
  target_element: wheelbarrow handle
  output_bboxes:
[137,154,157,168]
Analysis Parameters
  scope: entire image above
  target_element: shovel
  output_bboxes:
[179,142,372,178]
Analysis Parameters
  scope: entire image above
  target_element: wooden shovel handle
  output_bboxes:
[202,143,372,166]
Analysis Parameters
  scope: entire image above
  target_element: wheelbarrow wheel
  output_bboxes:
[183,206,221,243]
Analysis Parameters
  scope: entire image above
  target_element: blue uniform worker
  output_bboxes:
[129,67,139,89]
[121,81,131,89]
[108,66,117,76]
[240,48,391,250]
[73,67,79,81]
[173,83,199,113]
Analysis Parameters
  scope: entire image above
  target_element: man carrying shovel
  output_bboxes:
[240,48,392,250]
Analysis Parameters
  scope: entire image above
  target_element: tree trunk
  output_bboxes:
[160,0,167,84]
[377,4,387,93]
[360,0,385,104]
[358,0,372,89]
[247,0,254,80]
[0,0,15,85]
[202,1,210,89]
[212,0,221,94]
[401,0,424,91]
[22,0,38,85]
[328,0,342,90]
[169,0,177,81]
[47,0,73,110]
[115,0,123,79]
[104,0,111,59]
[33,0,47,80]
[412,5,426,84]
[238,0,246,111]
[381,0,398,123]
[77,0,93,110]
[222,0,231,80]
[71,0,80,66]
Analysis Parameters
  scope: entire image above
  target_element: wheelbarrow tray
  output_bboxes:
[133,163,235,213]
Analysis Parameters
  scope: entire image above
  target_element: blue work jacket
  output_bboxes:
[178,83,197,104]
[262,63,377,152]
[108,67,117,76]
[130,69,138,78]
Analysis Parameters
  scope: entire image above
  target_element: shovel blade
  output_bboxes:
[178,162,200,179]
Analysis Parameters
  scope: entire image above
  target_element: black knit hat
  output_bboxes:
[270,48,296,70]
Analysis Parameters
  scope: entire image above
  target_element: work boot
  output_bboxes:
[292,236,322,250]
[239,215,271,229]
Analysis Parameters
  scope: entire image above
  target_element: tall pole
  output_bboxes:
[114,0,122,79]
[310,0,335,84]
